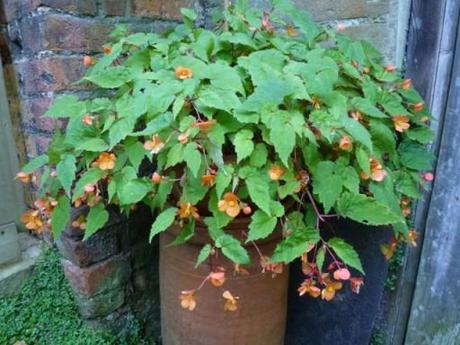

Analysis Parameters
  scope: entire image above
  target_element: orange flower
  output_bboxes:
[380,237,398,260]
[175,66,193,80]
[144,134,165,154]
[209,270,226,287]
[16,171,31,183]
[350,277,364,294]
[193,120,216,134]
[177,201,199,219]
[298,280,321,298]
[178,133,189,144]
[21,209,44,232]
[286,25,298,36]
[201,174,215,187]
[218,192,241,218]
[422,172,434,181]
[339,135,353,151]
[321,274,343,301]
[406,229,418,247]
[385,64,396,72]
[180,290,197,311]
[83,55,94,67]
[393,115,410,133]
[311,97,321,110]
[333,268,351,281]
[234,264,250,276]
[222,290,238,312]
[34,197,57,217]
[242,206,252,215]
[269,164,285,181]
[71,215,87,230]
[151,172,163,184]
[413,102,424,112]
[93,152,116,170]
[421,116,430,123]
[103,45,112,55]
[401,78,412,90]
[402,207,411,217]
[260,256,284,277]
[82,114,95,125]
[369,157,387,182]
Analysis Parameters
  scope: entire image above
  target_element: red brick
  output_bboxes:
[101,0,127,16]
[132,0,196,20]
[24,134,52,158]
[40,0,97,15]
[20,96,55,132]
[16,56,87,94]
[62,255,131,296]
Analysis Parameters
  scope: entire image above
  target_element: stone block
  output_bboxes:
[0,222,21,266]
[39,0,98,15]
[74,285,126,318]
[132,0,197,20]
[61,254,131,296]
[15,56,87,94]
[101,0,127,16]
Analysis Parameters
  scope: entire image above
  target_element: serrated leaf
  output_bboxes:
[215,234,250,264]
[312,161,343,213]
[201,63,244,94]
[170,221,195,246]
[56,154,76,196]
[246,174,271,215]
[406,127,435,144]
[271,226,320,263]
[85,66,133,88]
[351,97,387,118]
[150,207,178,241]
[165,143,185,168]
[356,147,370,175]
[215,165,234,199]
[184,142,202,177]
[22,155,49,173]
[77,138,109,152]
[337,192,403,225]
[233,130,254,163]
[398,140,434,170]
[197,87,241,112]
[126,140,146,172]
[342,117,373,152]
[84,203,109,240]
[44,95,86,118]
[195,244,212,268]
[247,210,278,242]
[249,143,268,167]
[109,118,136,148]
[328,237,364,274]
[316,247,325,272]
[118,179,151,205]
[51,195,70,237]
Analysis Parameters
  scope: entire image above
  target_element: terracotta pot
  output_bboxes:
[160,217,289,345]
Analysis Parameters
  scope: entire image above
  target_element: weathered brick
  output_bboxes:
[132,0,197,20]
[15,56,86,94]
[21,14,114,54]
[20,96,55,133]
[39,0,98,15]
[0,0,37,22]
[101,0,127,16]
[24,134,52,158]
[74,286,126,318]
[62,254,131,296]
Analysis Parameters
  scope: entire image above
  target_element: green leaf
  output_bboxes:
[201,63,244,94]
[118,179,151,205]
[109,118,136,148]
[351,97,387,118]
[406,127,435,144]
[85,66,133,88]
[247,210,278,242]
[215,165,234,199]
[238,49,285,85]
[271,226,320,263]
[183,143,202,178]
[370,120,396,156]
[342,117,373,152]
[195,244,212,268]
[398,140,434,170]
[268,111,304,165]
[249,143,268,167]
[22,155,49,173]
[56,154,76,196]
[246,173,271,215]
[356,147,370,175]
[197,87,241,112]
[215,234,250,264]
[316,247,325,272]
[73,168,105,201]
[77,138,109,152]
[84,203,109,240]
[165,143,185,168]
[328,237,364,274]
[181,8,197,21]
[44,95,86,118]
[233,129,254,163]
[170,221,195,246]
[149,207,178,241]
[336,192,403,225]
[51,195,71,237]
[126,140,146,172]
[312,161,343,213]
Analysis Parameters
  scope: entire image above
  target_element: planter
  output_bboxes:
[160,218,289,345]
[284,218,392,345]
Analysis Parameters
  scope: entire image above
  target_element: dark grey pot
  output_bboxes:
[285,218,392,345]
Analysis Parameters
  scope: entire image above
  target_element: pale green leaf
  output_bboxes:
[150,207,178,241]
[328,237,364,274]
[56,154,76,196]
[84,203,109,240]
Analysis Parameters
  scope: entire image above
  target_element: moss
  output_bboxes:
[0,248,154,345]
[384,243,405,291]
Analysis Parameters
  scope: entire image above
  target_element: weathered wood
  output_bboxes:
[404,21,460,343]
[385,0,460,344]
[0,58,25,226]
